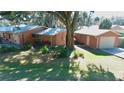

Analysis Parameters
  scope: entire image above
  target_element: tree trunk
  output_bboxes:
[66,25,74,50]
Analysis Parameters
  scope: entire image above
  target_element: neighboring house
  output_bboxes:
[33,28,66,46]
[0,25,47,45]
[74,29,118,49]
[78,25,99,30]
[111,25,124,35]
[111,25,124,47]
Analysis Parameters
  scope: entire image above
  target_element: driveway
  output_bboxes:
[102,48,124,59]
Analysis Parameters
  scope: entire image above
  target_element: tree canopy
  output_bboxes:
[111,17,124,26]
[99,18,112,29]
[0,11,80,49]
[77,11,94,28]
[0,11,32,25]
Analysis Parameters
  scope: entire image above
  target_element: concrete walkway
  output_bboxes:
[102,48,124,59]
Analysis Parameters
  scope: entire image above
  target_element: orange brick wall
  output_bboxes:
[54,31,66,45]
[34,31,66,46]
[75,31,118,48]
[19,27,47,44]
[75,34,87,44]
[89,36,97,48]
[38,35,52,42]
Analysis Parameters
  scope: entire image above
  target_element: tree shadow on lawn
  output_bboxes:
[77,45,111,56]
[0,62,118,81]
[0,58,73,81]
[0,50,118,81]
[80,64,118,81]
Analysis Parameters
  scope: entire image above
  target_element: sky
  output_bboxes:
[94,11,124,18]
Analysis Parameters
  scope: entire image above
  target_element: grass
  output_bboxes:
[0,47,119,81]
[0,50,74,81]
[75,46,111,62]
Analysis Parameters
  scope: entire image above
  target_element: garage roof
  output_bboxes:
[75,29,116,36]
[34,28,65,36]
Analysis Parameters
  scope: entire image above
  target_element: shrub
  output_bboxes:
[99,18,112,29]
[71,50,84,59]
[0,46,7,53]
[8,46,17,52]
[40,45,49,54]
[80,64,116,81]
[0,45,18,53]
[53,46,69,58]
[22,44,32,50]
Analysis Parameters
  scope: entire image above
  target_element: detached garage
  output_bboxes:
[74,29,118,49]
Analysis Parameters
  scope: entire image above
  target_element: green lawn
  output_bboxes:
[75,46,110,62]
[0,47,122,81]
[0,50,74,81]
[75,46,124,80]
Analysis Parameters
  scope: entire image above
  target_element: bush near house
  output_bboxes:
[22,44,32,51]
[40,45,49,54]
[52,46,69,58]
[0,45,18,53]
[39,45,69,58]
[71,50,84,59]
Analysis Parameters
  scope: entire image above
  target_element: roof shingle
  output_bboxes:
[75,29,116,36]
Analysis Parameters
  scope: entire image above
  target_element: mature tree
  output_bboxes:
[0,18,10,26]
[99,18,112,29]
[78,11,94,28]
[0,11,79,49]
[0,11,32,25]
[86,11,94,27]
[78,12,88,28]
[50,11,79,49]
[0,11,64,28]
[93,16,100,25]
[111,16,124,25]
[31,12,64,28]
[94,17,100,22]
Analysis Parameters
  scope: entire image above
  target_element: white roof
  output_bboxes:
[120,26,124,29]
[78,25,99,30]
[35,28,65,36]
[75,29,115,36]
[111,25,118,28]
[111,25,124,30]
[0,25,39,33]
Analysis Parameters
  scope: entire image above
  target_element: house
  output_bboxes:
[74,29,118,49]
[78,25,99,30]
[111,25,124,34]
[0,25,47,45]
[33,28,66,46]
